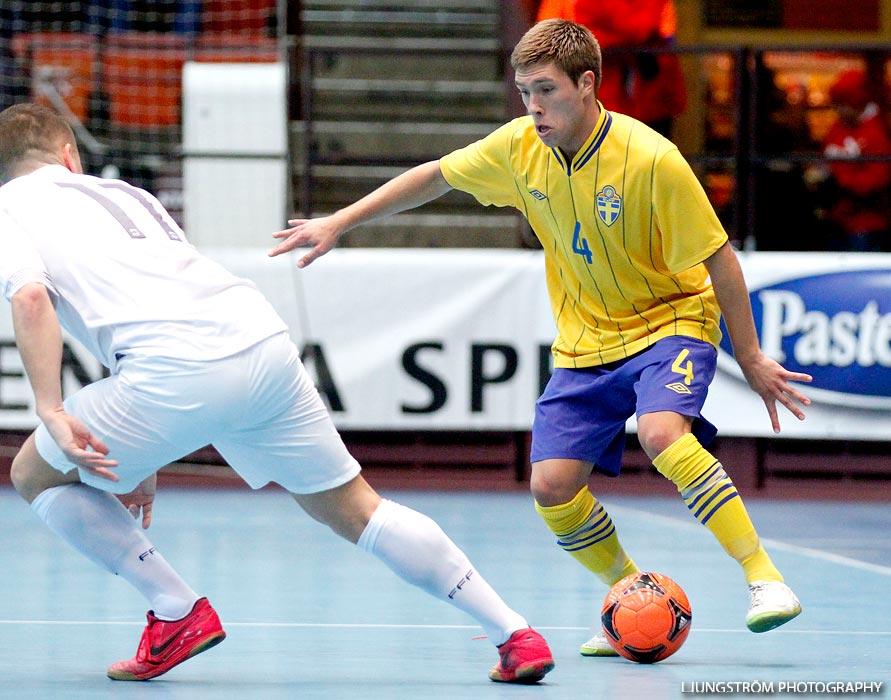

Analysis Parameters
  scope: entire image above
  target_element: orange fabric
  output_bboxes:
[103,33,186,127]
[202,0,276,34]
[573,0,667,48]
[536,0,576,22]
[534,0,686,124]
[597,54,686,124]
[12,33,96,122]
[194,34,278,63]
[660,0,677,38]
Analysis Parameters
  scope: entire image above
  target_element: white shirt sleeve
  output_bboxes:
[0,207,57,302]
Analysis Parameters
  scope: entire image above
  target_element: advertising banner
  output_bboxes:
[1,249,890,439]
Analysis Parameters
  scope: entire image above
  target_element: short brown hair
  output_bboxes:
[0,103,76,182]
[510,19,602,90]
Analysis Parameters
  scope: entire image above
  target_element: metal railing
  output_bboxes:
[293,36,891,252]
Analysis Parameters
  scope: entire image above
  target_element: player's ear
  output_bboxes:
[61,142,84,174]
[579,70,596,96]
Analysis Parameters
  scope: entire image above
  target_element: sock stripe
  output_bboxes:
[699,491,741,525]
[684,467,730,510]
[689,479,733,519]
[555,505,610,546]
[556,504,609,537]
[685,461,723,491]
[655,436,782,583]
[690,481,736,519]
[559,522,617,552]
[536,490,637,585]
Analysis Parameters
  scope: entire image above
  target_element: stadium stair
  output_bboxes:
[295,0,525,247]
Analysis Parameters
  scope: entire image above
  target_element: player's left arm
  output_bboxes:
[11,282,119,480]
[703,242,812,433]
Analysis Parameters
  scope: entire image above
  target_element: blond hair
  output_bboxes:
[0,103,77,182]
[510,18,602,90]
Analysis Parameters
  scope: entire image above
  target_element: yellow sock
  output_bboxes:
[653,433,781,584]
[535,487,638,586]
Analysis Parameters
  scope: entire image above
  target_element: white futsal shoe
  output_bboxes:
[579,631,619,657]
[746,581,802,633]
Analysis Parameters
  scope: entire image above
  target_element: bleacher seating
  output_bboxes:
[201,0,276,35]
[103,32,187,129]
[11,32,97,123]
[8,1,521,247]
[193,34,279,63]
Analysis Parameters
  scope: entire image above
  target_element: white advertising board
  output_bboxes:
[1,249,890,439]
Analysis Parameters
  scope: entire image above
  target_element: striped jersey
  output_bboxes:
[440,108,728,368]
[0,165,286,369]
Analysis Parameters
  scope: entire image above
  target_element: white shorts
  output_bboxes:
[35,332,361,494]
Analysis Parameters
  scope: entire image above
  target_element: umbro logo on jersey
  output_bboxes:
[596,185,622,226]
[529,189,548,200]
[665,382,692,395]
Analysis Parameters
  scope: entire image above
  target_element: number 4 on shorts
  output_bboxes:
[671,348,694,385]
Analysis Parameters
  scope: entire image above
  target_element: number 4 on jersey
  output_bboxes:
[572,221,593,264]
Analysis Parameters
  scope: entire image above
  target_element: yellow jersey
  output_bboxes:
[439,108,727,368]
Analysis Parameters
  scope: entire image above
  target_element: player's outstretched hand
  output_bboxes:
[118,474,156,529]
[737,351,812,434]
[42,408,119,481]
[269,216,342,269]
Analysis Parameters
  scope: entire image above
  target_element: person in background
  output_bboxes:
[535,0,686,137]
[269,19,810,659]
[752,63,820,251]
[806,69,891,252]
[0,102,554,685]
[0,5,28,113]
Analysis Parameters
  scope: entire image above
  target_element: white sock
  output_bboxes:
[31,483,199,620]
[357,498,528,646]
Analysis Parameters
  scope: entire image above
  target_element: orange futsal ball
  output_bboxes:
[600,571,692,663]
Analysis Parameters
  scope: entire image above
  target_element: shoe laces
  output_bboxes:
[748,581,773,607]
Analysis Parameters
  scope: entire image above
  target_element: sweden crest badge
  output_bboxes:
[596,185,622,226]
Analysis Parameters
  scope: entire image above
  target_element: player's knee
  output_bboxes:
[9,440,74,504]
[637,421,688,461]
[10,451,41,502]
[529,469,577,508]
[638,432,673,461]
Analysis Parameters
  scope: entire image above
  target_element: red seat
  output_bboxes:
[193,34,279,63]
[201,0,276,35]
[12,33,97,122]
[103,33,187,128]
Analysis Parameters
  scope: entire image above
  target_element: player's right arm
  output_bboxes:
[11,282,119,480]
[269,160,452,268]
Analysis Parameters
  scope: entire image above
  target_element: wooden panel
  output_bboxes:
[782,0,880,31]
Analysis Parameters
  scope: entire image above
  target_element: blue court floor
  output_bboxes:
[0,485,888,699]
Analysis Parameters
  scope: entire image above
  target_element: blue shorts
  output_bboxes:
[531,336,718,476]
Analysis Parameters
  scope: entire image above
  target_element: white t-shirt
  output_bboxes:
[0,165,287,368]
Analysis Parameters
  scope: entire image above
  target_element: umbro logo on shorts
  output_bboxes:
[529,189,548,200]
[665,382,692,395]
